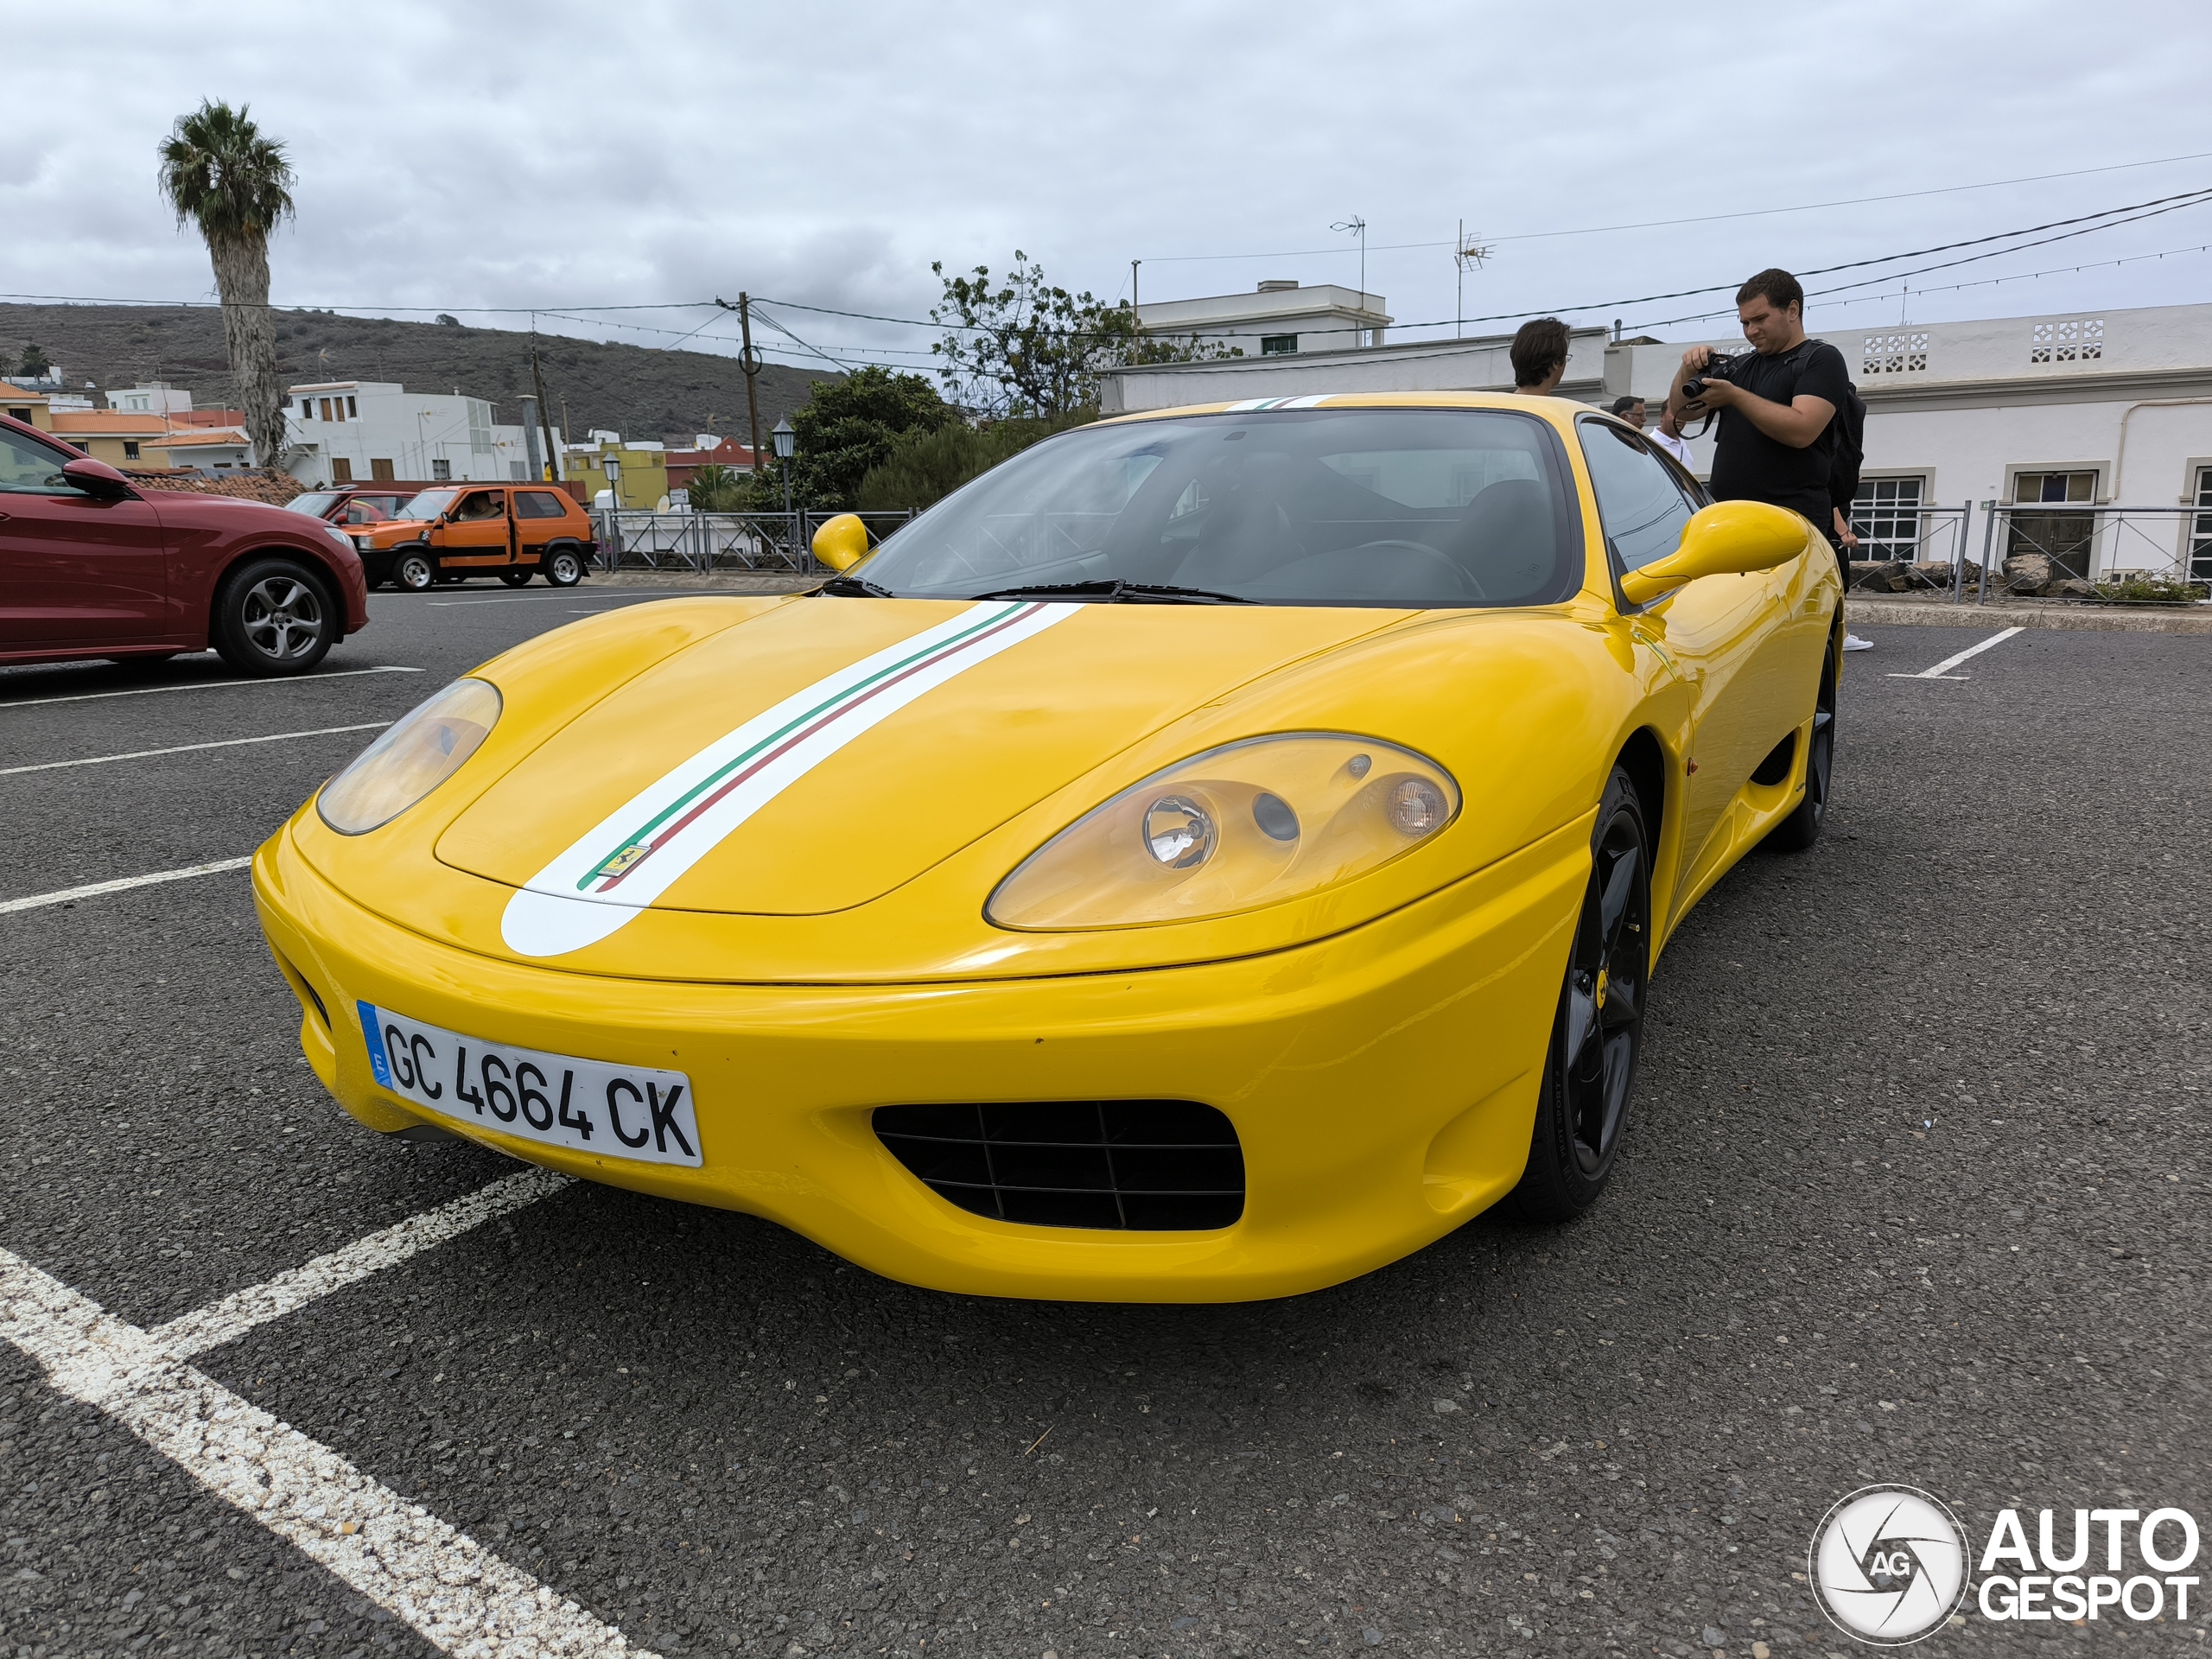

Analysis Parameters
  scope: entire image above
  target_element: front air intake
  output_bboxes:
[873,1101,1244,1231]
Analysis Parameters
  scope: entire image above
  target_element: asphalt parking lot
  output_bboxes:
[1,589,2205,1659]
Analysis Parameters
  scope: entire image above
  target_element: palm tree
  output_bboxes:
[157,100,296,467]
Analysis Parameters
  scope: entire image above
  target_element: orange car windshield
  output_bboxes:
[397,488,461,521]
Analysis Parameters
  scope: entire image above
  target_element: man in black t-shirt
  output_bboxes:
[1667,268,1851,535]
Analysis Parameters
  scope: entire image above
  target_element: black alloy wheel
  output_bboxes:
[544,548,585,587]
[395,550,435,593]
[1764,631,1838,853]
[211,558,335,677]
[1508,764,1650,1220]
[499,569,533,588]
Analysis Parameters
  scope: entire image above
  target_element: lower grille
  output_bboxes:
[872,1101,1244,1231]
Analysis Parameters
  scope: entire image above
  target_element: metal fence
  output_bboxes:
[1844,500,1978,599]
[588,509,914,576]
[1973,504,2211,601]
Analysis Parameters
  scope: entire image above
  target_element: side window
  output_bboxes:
[0,428,79,495]
[1577,421,1696,570]
[516,490,569,519]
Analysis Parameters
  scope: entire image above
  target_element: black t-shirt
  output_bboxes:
[1704,338,1850,525]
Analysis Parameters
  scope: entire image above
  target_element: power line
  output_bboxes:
[1135,146,2212,263]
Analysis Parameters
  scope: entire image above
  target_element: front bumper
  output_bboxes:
[252,811,1588,1302]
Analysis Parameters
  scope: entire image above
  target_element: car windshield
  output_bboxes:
[397,488,460,520]
[850,408,1580,608]
[286,492,341,517]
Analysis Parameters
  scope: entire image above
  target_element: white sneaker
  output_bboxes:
[1843,634,1873,652]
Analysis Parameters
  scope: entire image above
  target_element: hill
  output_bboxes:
[0,303,834,444]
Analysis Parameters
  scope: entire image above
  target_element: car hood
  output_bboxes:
[435,596,1408,955]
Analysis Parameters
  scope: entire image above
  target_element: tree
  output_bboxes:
[685,461,747,512]
[930,251,1237,418]
[855,411,1091,513]
[752,365,958,511]
[157,100,296,467]
[16,342,50,378]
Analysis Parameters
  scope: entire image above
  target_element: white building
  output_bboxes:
[281,380,560,487]
[1103,298,2212,582]
[1136,280,1392,357]
[106,381,196,417]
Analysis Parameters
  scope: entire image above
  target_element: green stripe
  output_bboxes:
[578,602,1027,888]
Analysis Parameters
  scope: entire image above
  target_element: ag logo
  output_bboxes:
[1808,1484,1970,1645]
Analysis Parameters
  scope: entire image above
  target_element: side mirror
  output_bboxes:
[811,512,870,573]
[1618,499,1808,607]
[61,455,131,500]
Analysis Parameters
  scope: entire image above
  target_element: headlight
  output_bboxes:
[324,524,355,553]
[317,677,501,835]
[987,733,1460,930]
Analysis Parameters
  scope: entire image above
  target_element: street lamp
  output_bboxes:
[772,416,796,519]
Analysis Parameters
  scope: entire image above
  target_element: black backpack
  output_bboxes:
[1801,338,1865,504]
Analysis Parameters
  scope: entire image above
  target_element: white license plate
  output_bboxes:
[357,1001,702,1168]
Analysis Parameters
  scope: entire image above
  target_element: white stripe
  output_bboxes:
[501,601,1077,958]
[0,722,389,777]
[152,1169,571,1359]
[0,664,423,709]
[1223,398,1270,412]
[0,1248,650,1657]
[1910,626,2023,679]
[1283,394,1334,409]
[1,856,252,914]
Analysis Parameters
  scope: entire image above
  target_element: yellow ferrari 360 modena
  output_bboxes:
[253,393,1839,1302]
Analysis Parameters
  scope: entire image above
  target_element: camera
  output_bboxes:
[1681,351,1741,401]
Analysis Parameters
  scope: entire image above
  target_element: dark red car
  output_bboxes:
[0,411,370,677]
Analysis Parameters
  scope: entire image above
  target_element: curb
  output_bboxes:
[1845,597,2212,635]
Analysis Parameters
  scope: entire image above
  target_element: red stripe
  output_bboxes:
[594,604,1045,893]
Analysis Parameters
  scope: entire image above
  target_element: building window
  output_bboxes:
[346,396,358,418]
[431,459,452,481]
[1860,333,1927,375]
[371,458,395,481]
[2030,319,2102,364]
[1848,476,1926,558]
[2189,467,2212,582]
[332,457,353,483]
[123,440,140,461]
[2007,468,2098,577]
[320,398,334,422]
[1260,334,1297,356]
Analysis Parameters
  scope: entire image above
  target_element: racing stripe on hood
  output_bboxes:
[500,600,1076,957]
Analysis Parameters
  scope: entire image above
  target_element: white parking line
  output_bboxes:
[1887,626,2024,681]
[0,664,423,709]
[154,1169,571,1359]
[0,856,253,914]
[0,1248,649,1658]
[424,590,698,607]
[0,722,390,777]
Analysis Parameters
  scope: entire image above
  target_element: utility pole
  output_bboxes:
[716,295,766,484]
[529,342,562,481]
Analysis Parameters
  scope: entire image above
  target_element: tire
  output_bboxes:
[543,547,585,588]
[395,550,435,593]
[499,569,533,588]
[211,558,336,677]
[1507,764,1651,1221]
[1764,631,1838,853]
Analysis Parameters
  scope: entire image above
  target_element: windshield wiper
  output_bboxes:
[818,575,897,597]
[967,579,1254,605]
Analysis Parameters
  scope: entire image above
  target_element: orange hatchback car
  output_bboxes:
[351,484,597,591]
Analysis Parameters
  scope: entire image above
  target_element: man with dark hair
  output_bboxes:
[1609,395,1647,429]
[1668,268,1850,532]
[1510,317,1571,394]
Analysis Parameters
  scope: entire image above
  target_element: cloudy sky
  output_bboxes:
[8,0,2210,373]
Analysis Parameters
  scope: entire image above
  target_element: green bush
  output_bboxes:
[855,410,1094,512]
